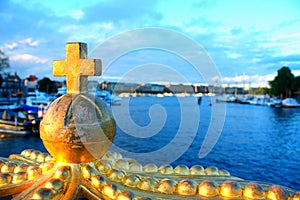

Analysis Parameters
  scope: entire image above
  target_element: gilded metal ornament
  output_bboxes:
[0,42,299,199]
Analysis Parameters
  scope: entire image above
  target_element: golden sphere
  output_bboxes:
[293,192,300,200]
[138,177,158,191]
[122,174,140,187]
[220,180,242,197]
[12,172,27,184]
[143,163,158,173]
[243,182,264,199]
[32,188,54,199]
[129,162,143,172]
[176,180,197,195]
[157,179,175,194]
[267,185,288,200]
[44,178,64,193]
[159,164,174,175]
[198,180,218,197]
[174,164,189,175]
[0,173,12,186]
[40,93,116,163]
[190,165,204,175]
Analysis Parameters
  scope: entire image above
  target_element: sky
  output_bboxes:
[0,0,300,87]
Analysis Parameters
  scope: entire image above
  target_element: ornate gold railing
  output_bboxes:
[0,42,299,200]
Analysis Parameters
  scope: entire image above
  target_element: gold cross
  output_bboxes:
[53,42,101,93]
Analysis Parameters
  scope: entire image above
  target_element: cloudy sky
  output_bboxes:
[0,0,300,87]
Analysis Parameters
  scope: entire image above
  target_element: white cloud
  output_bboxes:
[3,38,39,51]
[70,9,84,20]
[226,51,241,59]
[5,42,18,50]
[11,54,47,64]
[20,38,39,46]
[223,73,276,87]
[293,69,300,76]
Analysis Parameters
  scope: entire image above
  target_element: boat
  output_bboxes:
[93,90,121,106]
[267,98,282,107]
[282,98,300,108]
[21,90,51,118]
[57,86,67,97]
[0,108,40,135]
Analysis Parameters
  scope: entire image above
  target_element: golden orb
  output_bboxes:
[40,93,116,163]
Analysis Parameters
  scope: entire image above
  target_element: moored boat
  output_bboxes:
[0,108,40,136]
[282,98,300,108]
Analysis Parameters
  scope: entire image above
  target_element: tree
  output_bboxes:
[269,66,295,98]
[38,77,57,94]
[293,76,300,93]
[0,49,10,71]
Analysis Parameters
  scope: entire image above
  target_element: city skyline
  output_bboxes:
[1,0,300,87]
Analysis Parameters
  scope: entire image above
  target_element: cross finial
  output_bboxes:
[53,42,101,93]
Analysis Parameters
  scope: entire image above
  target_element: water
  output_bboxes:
[0,96,299,191]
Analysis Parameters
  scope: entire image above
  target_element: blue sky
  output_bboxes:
[1,0,300,87]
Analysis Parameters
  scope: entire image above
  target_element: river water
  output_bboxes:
[0,96,299,191]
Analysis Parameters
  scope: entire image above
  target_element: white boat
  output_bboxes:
[22,90,51,117]
[95,90,121,106]
[88,89,121,106]
[282,98,300,108]
[266,98,282,107]
[57,86,67,97]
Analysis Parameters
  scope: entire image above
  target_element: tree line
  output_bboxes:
[269,66,300,98]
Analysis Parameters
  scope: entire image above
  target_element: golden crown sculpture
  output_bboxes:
[0,42,299,200]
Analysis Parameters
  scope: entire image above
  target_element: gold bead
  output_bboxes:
[91,175,105,189]
[220,180,242,197]
[21,149,32,157]
[117,191,133,200]
[54,165,71,181]
[36,153,48,163]
[122,174,140,187]
[105,151,122,160]
[293,192,300,200]
[1,162,17,173]
[197,180,218,197]
[102,184,117,199]
[115,159,129,170]
[114,152,123,160]
[0,160,4,168]
[157,179,176,194]
[190,165,204,175]
[12,172,27,184]
[45,178,64,193]
[176,180,197,195]
[45,155,53,162]
[13,163,29,173]
[218,169,230,176]
[102,151,114,160]
[129,162,142,172]
[81,164,96,179]
[174,164,189,175]
[138,177,158,191]
[27,166,42,180]
[30,151,40,160]
[96,160,112,174]
[40,161,55,174]
[205,166,219,175]
[0,173,12,186]
[143,163,158,173]
[243,182,264,199]
[108,169,126,182]
[159,165,174,174]
[32,188,54,199]
[267,185,288,200]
